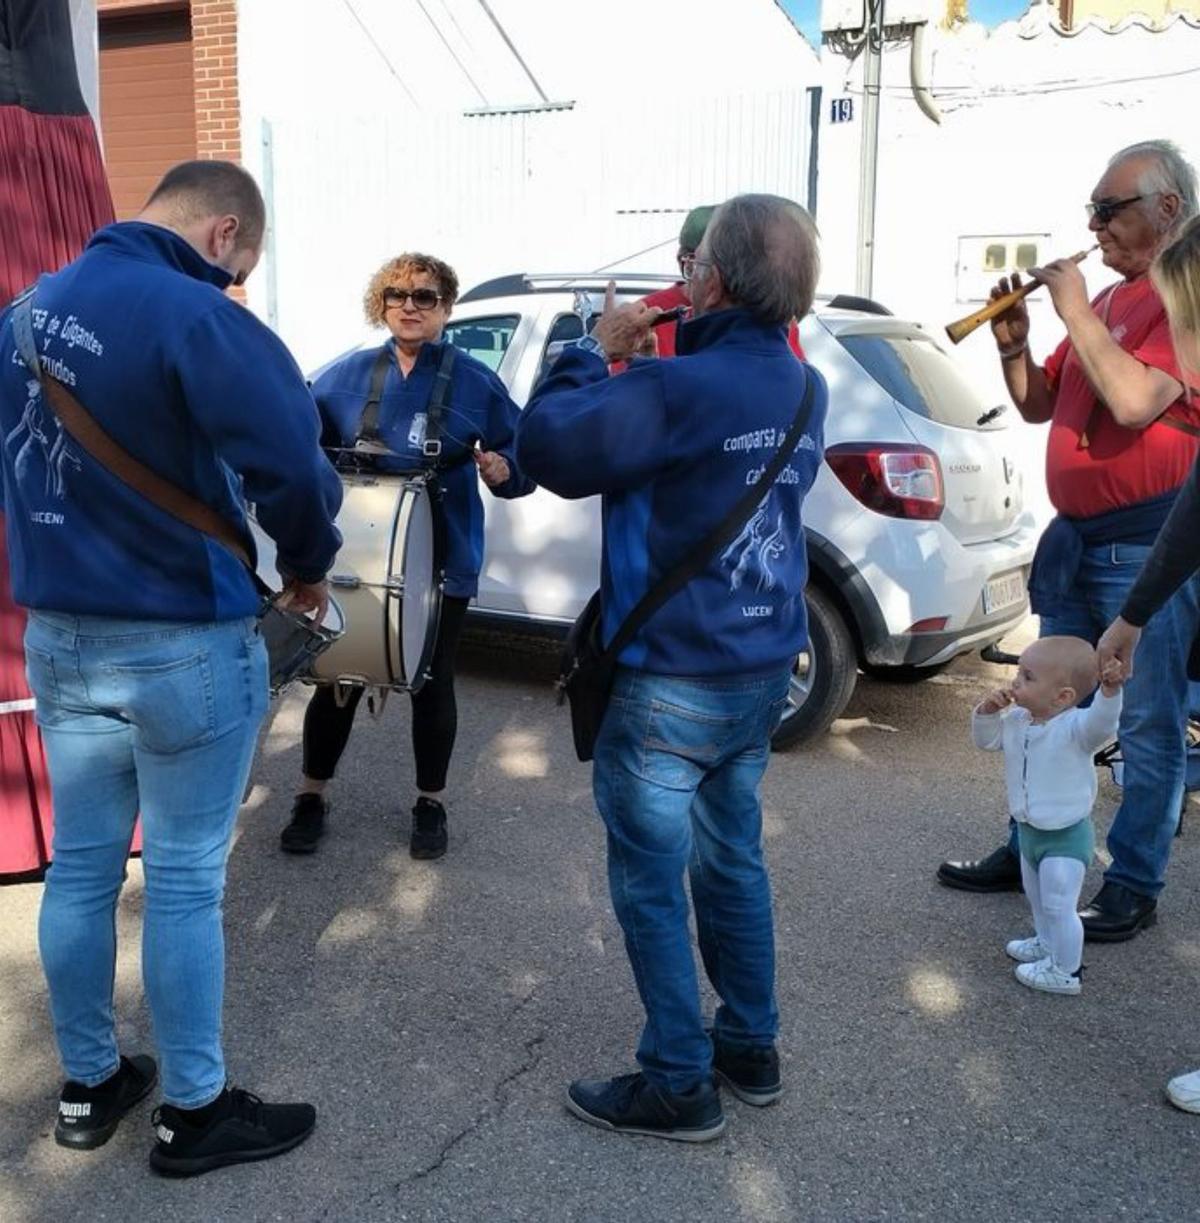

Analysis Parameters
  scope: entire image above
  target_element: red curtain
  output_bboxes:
[0,104,115,877]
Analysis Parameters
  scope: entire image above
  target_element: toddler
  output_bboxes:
[972,635,1123,995]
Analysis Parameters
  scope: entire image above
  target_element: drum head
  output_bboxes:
[391,480,442,692]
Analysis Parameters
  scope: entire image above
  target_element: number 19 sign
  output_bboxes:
[830,97,854,124]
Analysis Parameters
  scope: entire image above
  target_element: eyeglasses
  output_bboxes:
[1085,195,1146,224]
[681,255,713,282]
[383,288,442,311]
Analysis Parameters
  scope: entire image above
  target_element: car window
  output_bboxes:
[529,313,586,390]
[443,315,520,371]
[836,332,1005,431]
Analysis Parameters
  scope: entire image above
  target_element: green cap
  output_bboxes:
[679,205,716,254]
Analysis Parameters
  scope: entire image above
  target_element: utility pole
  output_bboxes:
[855,0,885,298]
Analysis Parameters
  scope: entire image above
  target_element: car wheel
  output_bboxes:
[771,585,857,750]
[861,660,952,683]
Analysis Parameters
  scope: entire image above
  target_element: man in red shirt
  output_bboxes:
[938,140,1200,944]
[644,206,805,360]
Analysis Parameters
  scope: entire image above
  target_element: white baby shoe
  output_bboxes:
[1005,935,1050,964]
[1167,1068,1200,1113]
[1014,956,1081,995]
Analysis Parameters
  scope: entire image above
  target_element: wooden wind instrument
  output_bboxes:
[944,245,1098,345]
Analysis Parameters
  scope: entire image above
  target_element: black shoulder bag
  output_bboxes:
[557,375,817,762]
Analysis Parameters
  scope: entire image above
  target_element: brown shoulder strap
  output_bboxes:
[37,373,253,570]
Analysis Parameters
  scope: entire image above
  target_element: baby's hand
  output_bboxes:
[976,687,1015,715]
[1099,657,1124,696]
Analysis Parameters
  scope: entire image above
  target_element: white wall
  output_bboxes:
[236,0,820,368]
[817,9,1200,521]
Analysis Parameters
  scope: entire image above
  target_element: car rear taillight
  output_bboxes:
[825,444,944,520]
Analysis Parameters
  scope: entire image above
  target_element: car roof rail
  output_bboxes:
[458,272,679,303]
[820,293,892,316]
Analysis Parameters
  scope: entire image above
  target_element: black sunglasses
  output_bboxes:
[383,288,442,311]
[1085,195,1146,225]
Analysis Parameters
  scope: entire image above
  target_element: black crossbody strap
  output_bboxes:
[422,342,457,463]
[601,373,816,663]
[355,345,394,442]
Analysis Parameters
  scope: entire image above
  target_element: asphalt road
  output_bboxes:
[3,618,1200,1222]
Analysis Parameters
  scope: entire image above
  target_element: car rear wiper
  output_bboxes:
[977,404,1007,426]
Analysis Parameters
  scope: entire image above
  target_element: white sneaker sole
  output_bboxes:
[1014,965,1081,995]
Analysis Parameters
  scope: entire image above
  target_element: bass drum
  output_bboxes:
[253,474,442,692]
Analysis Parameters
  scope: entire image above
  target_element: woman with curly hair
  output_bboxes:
[280,252,534,859]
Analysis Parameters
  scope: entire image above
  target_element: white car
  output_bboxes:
[324,273,1038,746]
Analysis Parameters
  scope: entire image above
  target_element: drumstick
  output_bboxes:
[945,246,1098,345]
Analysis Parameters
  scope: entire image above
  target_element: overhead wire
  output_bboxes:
[414,0,489,105]
[340,0,421,108]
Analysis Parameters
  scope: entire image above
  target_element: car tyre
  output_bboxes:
[771,585,857,750]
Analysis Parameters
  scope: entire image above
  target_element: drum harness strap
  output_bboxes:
[355,341,460,472]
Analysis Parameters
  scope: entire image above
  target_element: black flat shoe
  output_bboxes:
[1080,881,1157,942]
[936,844,1023,893]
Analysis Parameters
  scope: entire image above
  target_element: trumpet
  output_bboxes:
[944,245,1098,345]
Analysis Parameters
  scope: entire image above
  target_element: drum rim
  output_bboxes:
[393,476,443,694]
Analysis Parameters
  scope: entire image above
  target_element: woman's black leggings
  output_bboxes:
[301,595,470,793]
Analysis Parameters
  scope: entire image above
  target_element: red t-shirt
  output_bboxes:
[640,283,806,360]
[1044,275,1200,517]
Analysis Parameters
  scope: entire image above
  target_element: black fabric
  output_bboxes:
[301,595,469,789]
[1121,452,1200,628]
[0,0,89,115]
[354,345,393,443]
[557,375,817,762]
[422,342,456,461]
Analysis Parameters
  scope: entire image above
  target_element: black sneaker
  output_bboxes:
[280,794,328,854]
[711,1036,782,1107]
[565,1071,725,1142]
[55,1054,158,1150]
[149,1087,316,1178]
[410,797,447,860]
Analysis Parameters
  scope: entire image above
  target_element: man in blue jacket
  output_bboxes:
[0,160,342,1175]
[517,194,826,1142]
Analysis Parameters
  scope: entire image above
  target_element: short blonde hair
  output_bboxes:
[363,252,459,327]
[1153,215,1200,379]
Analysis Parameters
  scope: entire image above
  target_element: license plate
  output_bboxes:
[983,570,1026,616]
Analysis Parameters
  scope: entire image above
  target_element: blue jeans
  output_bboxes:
[592,664,791,1094]
[1006,542,1200,898]
[26,612,268,1107]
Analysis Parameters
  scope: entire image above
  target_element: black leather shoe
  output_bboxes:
[1080,881,1158,943]
[936,844,1023,893]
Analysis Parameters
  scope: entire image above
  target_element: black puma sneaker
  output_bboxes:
[149,1086,316,1177]
[55,1054,158,1150]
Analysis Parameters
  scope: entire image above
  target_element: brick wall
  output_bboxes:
[190,0,241,164]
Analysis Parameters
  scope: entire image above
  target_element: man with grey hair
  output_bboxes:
[516,194,826,1141]
[938,141,1200,949]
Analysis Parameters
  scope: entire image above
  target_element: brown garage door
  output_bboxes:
[99,9,195,219]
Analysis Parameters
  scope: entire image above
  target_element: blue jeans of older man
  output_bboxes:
[26,612,268,1108]
[592,664,791,1094]
[1007,542,1200,899]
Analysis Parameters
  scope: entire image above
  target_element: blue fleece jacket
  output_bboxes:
[0,222,342,620]
[516,309,827,676]
[312,338,534,597]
